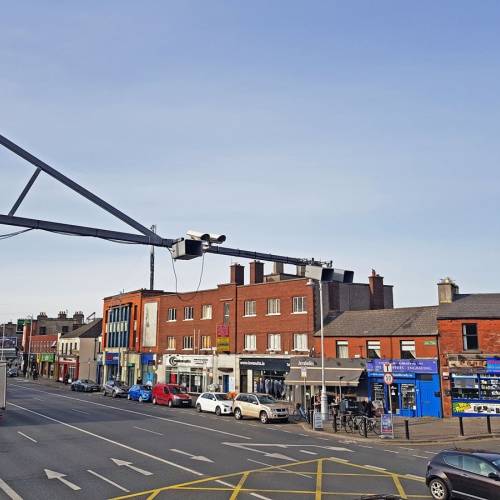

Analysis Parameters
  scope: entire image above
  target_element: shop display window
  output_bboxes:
[451,376,480,399]
[401,383,416,409]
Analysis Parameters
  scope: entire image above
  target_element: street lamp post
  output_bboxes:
[318,280,328,421]
[1,322,5,362]
[339,375,344,401]
[25,315,33,379]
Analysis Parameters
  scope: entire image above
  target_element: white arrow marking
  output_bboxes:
[110,458,153,476]
[0,478,23,500]
[71,408,89,414]
[222,443,294,461]
[170,449,213,463]
[44,469,81,491]
[87,470,130,492]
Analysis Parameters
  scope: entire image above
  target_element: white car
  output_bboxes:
[196,392,233,416]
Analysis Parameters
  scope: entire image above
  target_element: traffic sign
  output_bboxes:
[383,373,394,385]
[382,362,393,374]
[300,367,307,378]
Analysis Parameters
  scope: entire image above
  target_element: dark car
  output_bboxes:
[426,449,500,499]
[7,367,19,377]
[70,379,100,392]
[102,380,129,398]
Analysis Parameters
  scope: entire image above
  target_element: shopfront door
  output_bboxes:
[389,384,399,414]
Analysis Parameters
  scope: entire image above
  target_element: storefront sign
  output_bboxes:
[380,414,394,438]
[301,367,307,378]
[424,340,437,345]
[298,359,317,367]
[313,411,323,430]
[486,358,500,373]
[239,358,290,372]
[105,352,119,365]
[164,355,213,368]
[217,337,230,353]
[452,400,500,417]
[0,337,17,349]
[216,324,229,337]
[40,353,55,362]
[448,358,487,370]
[367,359,437,374]
[141,353,155,365]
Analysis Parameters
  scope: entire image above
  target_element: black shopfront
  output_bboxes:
[239,357,290,399]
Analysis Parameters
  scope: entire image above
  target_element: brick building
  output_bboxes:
[102,263,393,394]
[312,305,441,417]
[436,278,500,417]
[28,334,58,378]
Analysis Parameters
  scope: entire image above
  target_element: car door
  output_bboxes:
[130,385,138,400]
[163,386,171,405]
[247,395,260,418]
[462,457,500,500]
[449,455,494,500]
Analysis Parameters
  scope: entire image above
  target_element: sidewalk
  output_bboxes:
[298,415,500,444]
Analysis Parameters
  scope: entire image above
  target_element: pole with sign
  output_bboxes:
[301,367,307,409]
[382,368,394,438]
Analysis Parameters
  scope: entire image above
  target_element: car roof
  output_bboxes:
[441,449,500,461]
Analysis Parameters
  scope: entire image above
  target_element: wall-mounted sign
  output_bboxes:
[105,352,119,365]
[424,340,437,345]
[486,358,500,374]
[40,353,55,362]
[142,302,158,347]
[216,325,229,337]
[216,337,230,353]
[367,359,437,374]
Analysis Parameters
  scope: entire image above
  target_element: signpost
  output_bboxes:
[383,373,394,385]
[380,413,394,438]
[301,367,307,410]
[313,410,323,430]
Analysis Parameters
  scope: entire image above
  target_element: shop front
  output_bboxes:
[39,353,56,379]
[286,357,366,407]
[367,359,441,418]
[162,354,213,393]
[239,357,290,399]
[96,354,104,384]
[447,357,500,417]
[58,356,79,383]
[104,351,119,381]
[140,353,156,386]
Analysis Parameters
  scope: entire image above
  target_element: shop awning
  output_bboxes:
[285,367,364,386]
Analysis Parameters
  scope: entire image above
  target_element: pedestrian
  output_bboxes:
[63,372,69,385]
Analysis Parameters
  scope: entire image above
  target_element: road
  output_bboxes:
[0,379,498,500]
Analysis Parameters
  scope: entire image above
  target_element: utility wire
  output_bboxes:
[168,248,206,302]
[0,228,33,240]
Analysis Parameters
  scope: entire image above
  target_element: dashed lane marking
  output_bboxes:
[9,402,203,477]
[383,449,400,454]
[71,408,89,414]
[412,455,430,459]
[0,479,23,500]
[299,450,317,455]
[358,445,373,449]
[133,426,163,436]
[17,431,37,443]
[363,465,387,471]
[87,470,130,492]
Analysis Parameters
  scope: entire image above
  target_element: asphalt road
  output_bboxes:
[0,379,498,500]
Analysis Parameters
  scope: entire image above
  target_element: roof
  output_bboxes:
[61,319,102,339]
[438,294,500,319]
[316,306,438,337]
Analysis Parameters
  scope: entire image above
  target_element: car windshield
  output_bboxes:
[140,385,151,391]
[492,459,500,468]
[215,393,229,401]
[169,386,184,394]
[257,395,276,404]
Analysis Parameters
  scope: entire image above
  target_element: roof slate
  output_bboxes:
[316,306,438,337]
[438,294,500,319]
[61,319,102,339]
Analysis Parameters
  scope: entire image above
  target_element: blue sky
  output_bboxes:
[1,1,500,322]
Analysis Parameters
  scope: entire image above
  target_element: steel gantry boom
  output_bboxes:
[0,133,352,279]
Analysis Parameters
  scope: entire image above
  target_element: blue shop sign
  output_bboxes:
[369,372,415,378]
[105,352,119,365]
[141,353,155,365]
[486,358,500,373]
[367,358,437,374]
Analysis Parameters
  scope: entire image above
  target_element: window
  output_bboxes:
[201,304,212,320]
[462,323,479,350]
[267,298,280,315]
[167,308,177,321]
[462,456,497,477]
[400,340,416,359]
[244,300,256,317]
[292,296,307,313]
[367,340,381,359]
[244,334,257,351]
[183,336,193,349]
[184,306,194,320]
[166,337,175,350]
[39,326,47,334]
[201,335,211,350]
[223,303,230,325]
[267,333,281,351]
[336,340,349,358]
[62,326,69,334]
[293,333,308,351]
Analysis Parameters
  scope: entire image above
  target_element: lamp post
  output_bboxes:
[1,322,5,362]
[339,375,344,401]
[25,314,33,379]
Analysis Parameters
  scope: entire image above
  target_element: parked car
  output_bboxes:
[128,384,152,402]
[102,380,129,398]
[151,383,192,407]
[71,379,100,392]
[196,392,233,415]
[7,367,18,377]
[426,449,500,499]
[233,393,289,423]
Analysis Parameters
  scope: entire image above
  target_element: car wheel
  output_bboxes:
[152,397,157,405]
[429,478,449,500]
[71,386,75,391]
[215,406,222,416]
[196,404,202,412]
[102,390,106,396]
[168,400,173,408]
[139,396,143,403]
[260,411,269,424]
[234,408,242,420]
[127,394,131,400]
[112,391,117,398]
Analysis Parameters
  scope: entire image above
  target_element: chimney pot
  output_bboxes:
[250,261,264,284]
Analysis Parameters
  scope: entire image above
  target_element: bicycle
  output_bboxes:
[358,416,380,436]
[291,404,308,422]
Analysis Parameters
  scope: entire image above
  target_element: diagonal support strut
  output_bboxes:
[8,167,41,215]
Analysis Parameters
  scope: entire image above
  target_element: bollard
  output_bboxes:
[459,416,464,436]
[363,418,368,438]
[487,416,492,434]
[332,415,338,433]
[405,419,410,440]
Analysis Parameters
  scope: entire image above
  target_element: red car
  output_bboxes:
[152,383,192,407]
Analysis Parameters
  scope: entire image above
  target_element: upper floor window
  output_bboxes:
[267,298,280,315]
[367,340,381,359]
[244,300,256,317]
[336,340,349,358]
[62,326,69,334]
[267,333,281,351]
[184,306,194,321]
[462,323,478,350]
[223,303,230,325]
[183,336,193,349]
[293,333,308,351]
[244,334,257,351]
[400,340,416,359]
[292,296,307,313]
[201,335,211,350]
[166,336,175,350]
[201,304,212,320]
[167,308,177,321]
[39,326,47,335]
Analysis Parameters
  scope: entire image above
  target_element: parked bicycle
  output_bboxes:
[358,416,381,436]
[291,403,309,422]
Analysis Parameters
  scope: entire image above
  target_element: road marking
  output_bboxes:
[71,408,89,414]
[315,458,323,500]
[87,470,130,492]
[392,473,407,499]
[9,403,203,476]
[298,433,309,437]
[216,480,235,488]
[10,384,250,440]
[33,397,43,401]
[404,473,425,481]
[399,447,415,451]
[247,459,313,479]
[133,426,163,436]
[170,449,213,463]
[363,465,387,471]
[229,471,249,500]
[249,493,272,500]
[316,437,330,441]
[17,431,37,443]
[223,442,295,461]
[0,478,23,500]
[44,469,81,491]
[111,458,153,476]
[383,449,399,454]
[358,445,373,448]
[412,454,430,459]
[300,450,317,455]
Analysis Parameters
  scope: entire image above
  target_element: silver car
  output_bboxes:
[102,380,129,398]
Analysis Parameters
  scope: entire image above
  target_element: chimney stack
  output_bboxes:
[368,269,385,310]
[230,263,245,285]
[296,265,306,277]
[438,277,459,304]
[273,262,284,274]
[250,261,264,284]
